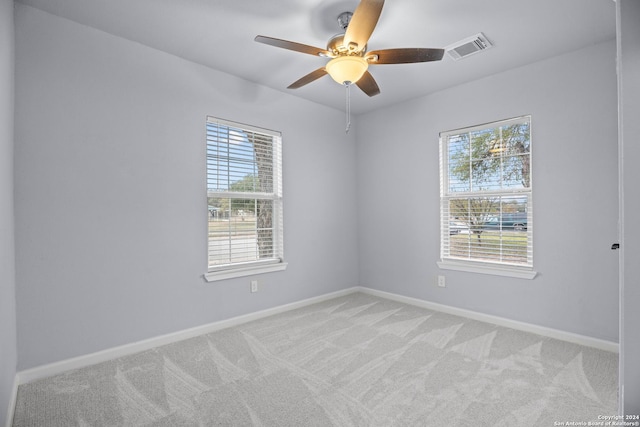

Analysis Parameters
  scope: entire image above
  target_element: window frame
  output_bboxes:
[204,117,286,282]
[438,115,536,279]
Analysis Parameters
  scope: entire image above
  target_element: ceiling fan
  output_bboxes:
[254,0,445,98]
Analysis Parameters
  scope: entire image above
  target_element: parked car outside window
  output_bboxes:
[484,213,528,231]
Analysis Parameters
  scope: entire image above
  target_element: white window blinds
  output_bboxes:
[439,116,533,270]
[206,117,283,272]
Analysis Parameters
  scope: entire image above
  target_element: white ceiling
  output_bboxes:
[16,0,616,115]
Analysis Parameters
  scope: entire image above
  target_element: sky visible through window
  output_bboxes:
[206,123,256,192]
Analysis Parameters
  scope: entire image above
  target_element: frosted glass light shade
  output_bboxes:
[325,56,368,84]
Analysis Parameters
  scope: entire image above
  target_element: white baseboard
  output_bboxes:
[16,285,618,387]
[5,375,18,427]
[17,288,357,385]
[356,287,619,353]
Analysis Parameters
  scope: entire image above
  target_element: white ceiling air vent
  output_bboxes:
[446,33,493,61]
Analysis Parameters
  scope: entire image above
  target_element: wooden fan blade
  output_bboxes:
[255,35,330,57]
[355,71,380,97]
[343,0,385,52]
[288,68,328,89]
[367,48,445,64]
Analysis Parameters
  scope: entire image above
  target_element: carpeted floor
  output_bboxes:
[12,292,618,426]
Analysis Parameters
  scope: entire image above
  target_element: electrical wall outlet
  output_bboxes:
[437,275,446,288]
[250,280,258,293]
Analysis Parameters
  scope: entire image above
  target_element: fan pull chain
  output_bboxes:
[345,82,351,133]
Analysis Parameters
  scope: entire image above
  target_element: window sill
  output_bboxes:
[204,261,288,282]
[437,260,537,279]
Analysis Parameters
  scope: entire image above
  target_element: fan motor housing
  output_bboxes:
[327,33,366,57]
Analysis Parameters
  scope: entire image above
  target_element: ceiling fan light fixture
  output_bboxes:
[255,0,444,101]
[325,56,368,85]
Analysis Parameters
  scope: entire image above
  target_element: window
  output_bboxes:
[205,117,285,281]
[438,116,535,279]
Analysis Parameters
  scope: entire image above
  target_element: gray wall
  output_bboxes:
[618,0,640,415]
[14,5,360,370]
[0,0,16,424]
[356,40,619,342]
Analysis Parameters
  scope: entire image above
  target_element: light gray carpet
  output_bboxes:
[12,292,618,426]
